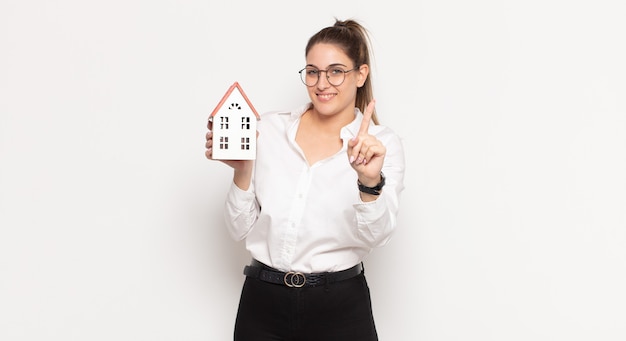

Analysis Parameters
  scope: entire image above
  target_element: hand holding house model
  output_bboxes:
[208,82,260,160]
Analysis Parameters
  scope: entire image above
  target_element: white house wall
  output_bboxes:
[211,88,257,160]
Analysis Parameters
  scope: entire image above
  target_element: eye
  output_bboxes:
[329,67,344,75]
[306,68,319,76]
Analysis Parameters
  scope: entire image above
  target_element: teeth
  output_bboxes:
[318,94,335,100]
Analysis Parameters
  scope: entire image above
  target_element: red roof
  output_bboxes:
[209,82,260,119]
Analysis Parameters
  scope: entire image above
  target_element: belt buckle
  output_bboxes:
[283,271,306,288]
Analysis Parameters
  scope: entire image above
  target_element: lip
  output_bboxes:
[316,93,336,102]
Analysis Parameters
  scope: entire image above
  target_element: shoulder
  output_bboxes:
[372,124,404,149]
[257,103,310,127]
[259,110,291,120]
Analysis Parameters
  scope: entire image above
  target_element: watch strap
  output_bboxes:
[357,172,386,195]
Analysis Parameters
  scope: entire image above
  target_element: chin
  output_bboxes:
[312,102,337,115]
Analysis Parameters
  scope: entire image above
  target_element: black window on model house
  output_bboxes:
[241,116,251,129]
[219,116,229,129]
[240,137,250,150]
[219,136,229,150]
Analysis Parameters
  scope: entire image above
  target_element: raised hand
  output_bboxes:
[347,100,386,187]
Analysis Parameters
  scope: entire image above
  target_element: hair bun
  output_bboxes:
[334,20,350,29]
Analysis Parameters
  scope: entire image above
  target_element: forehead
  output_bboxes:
[305,43,351,67]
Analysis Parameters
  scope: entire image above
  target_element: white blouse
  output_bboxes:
[223,103,406,273]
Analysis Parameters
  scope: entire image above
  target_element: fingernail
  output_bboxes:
[349,155,355,163]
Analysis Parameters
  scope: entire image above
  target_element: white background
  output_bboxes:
[1,0,625,340]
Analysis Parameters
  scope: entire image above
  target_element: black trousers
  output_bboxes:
[233,270,378,341]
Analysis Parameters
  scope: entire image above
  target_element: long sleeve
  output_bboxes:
[223,181,260,241]
[353,127,406,247]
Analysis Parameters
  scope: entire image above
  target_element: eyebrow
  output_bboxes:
[305,63,349,69]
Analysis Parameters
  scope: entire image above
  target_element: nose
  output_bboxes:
[316,70,331,89]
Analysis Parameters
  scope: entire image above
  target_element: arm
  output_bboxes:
[347,100,406,246]
[353,132,405,247]
[205,121,259,240]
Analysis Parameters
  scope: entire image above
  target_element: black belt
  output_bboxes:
[243,259,363,288]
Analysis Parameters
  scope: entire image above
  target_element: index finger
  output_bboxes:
[358,99,376,135]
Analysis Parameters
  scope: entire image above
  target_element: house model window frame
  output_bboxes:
[209,82,260,160]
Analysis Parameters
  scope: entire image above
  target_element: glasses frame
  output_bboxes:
[298,65,360,87]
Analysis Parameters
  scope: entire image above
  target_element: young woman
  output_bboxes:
[205,18,405,341]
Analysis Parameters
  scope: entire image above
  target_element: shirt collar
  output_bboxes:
[289,103,367,142]
[340,107,366,140]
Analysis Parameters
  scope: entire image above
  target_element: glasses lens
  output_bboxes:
[299,67,351,86]
[327,67,346,86]
[300,67,318,86]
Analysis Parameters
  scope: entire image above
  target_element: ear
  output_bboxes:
[356,64,369,88]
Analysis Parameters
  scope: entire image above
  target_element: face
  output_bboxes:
[304,43,368,118]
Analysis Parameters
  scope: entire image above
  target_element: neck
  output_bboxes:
[305,108,354,134]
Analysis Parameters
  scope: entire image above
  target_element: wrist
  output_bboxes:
[357,172,385,196]
[233,163,253,190]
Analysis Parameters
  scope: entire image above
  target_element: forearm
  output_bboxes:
[354,193,397,247]
[232,163,253,191]
[224,181,259,241]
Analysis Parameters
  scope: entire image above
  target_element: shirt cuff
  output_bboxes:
[226,181,255,207]
[354,193,386,219]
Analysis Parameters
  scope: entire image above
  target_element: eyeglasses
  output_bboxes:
[298,65,359,87]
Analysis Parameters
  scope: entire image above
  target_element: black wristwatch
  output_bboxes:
[357,172,386,196]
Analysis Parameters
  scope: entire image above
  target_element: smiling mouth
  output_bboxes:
[317,93,336,100]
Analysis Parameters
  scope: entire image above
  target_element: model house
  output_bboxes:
[209,82,260,160]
